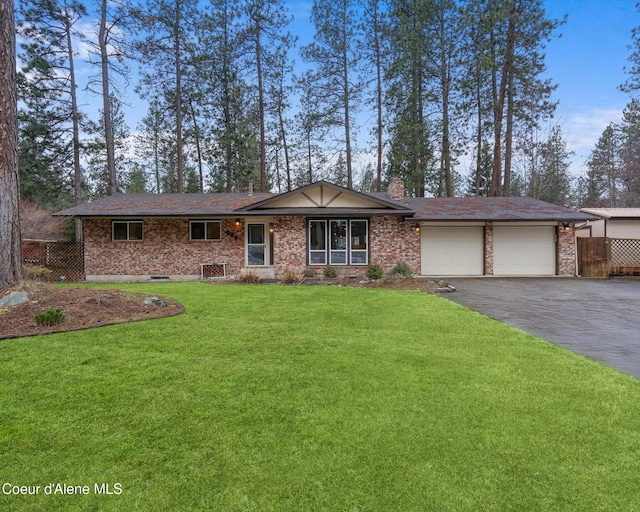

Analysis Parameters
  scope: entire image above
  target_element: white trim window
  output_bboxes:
[246,223,267,266]
[308,219,368,265]
[309,220,327,265]
[190,220,221,241]
[112,220,143,241]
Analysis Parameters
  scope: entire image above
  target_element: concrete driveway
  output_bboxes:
[442,278,640,380]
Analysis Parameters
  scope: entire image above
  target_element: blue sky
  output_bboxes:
[543,0,638,173]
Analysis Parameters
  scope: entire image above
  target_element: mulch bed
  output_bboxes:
[0,284,183,339]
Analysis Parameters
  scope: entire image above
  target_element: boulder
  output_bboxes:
[143,296,167,307]
[0,291,29,308]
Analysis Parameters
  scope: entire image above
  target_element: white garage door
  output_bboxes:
[421,227,484,276]
[493,226,556,275]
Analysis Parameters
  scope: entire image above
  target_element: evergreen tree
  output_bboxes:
[533,126,573,206]
[291,70,331,186]
[17,73,75,208]
[359,0,388,192]
[133,0,201,193]
[86,0,132,195]
[134,99,174,193]
[240,0,294,192]
[516,125,572,206]
[584,124,620,207]
[620,2,640,96]
[301,0,363,189]
[125,163,149,193]
[385,0,433,197]
[618,98,640,206]
[198,0,260,192]
[17,0,87,238]
[425,0,462,197]
[85,96,133,197]
[461,0,562,197]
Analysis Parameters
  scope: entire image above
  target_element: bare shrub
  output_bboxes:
[280,268,304,285]
[20,200,70,241]
[238,271,263,283]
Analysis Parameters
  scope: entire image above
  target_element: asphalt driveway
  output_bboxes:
[442,278,640,380]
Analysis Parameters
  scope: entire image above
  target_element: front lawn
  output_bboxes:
[1,283,639,511]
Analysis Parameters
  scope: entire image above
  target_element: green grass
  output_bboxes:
[1,282,640,511]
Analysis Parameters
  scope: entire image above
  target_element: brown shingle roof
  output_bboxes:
[54,189,597,223]
[53,192,274,217]
[400,196,597,222]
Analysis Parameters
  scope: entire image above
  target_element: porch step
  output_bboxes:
[241,267,276,279]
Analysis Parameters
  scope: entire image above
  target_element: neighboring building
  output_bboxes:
[577,208,640,239]
[54,179,596,282]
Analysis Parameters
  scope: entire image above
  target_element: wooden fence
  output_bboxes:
[22,240,85,282]
[577,237,640,277]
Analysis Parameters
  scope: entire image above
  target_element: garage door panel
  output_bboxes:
[421,227,484,276]
[493,226,556,275]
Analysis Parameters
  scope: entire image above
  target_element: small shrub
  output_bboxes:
[23,264,53,282]
[366,264,384,280]
[392,262,412,278]
[324,265,338,279]
[280,268,304,285]
[238,271,263,283]
[302,268,316,278]
[35,308,64,327]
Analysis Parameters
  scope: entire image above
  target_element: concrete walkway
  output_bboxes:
[442,278,640,380]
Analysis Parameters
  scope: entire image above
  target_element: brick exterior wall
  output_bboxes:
[271,215,420,277]
[84,218,245,278]
[484,224,494,275]
[83,216,576,280]
[370,216,421,274]
[558,226,577,276]
[272,216,307,272]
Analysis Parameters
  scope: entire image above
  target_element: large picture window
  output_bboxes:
[112,221,143,241]
[190,220,221,241]
[308,219,368,265]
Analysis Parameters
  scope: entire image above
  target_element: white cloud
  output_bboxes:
[555,107,624,175]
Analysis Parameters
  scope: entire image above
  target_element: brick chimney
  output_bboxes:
[388,176,405,200]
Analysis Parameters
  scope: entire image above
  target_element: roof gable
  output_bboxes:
[236,181,411,212]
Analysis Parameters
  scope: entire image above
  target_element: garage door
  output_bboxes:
[493,226,556,275]
[421,227,484,276]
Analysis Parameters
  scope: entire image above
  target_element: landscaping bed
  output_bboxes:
[0,284,183,339]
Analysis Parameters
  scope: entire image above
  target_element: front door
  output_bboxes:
[247,223,267,266]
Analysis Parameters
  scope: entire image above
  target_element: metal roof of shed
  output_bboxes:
[579,208,640,219]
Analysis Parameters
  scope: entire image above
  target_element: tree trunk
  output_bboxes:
[0,0,22,287]
[64,0,83,240]
[188,99,204,192]
[277,103,291,192]
[503,64,515,196]
[490,1,516,197]
[341,6,353,190]
[99,0,117,196]
[175,0,184,193]
[255,26,266,192]
[153,123,161,193]
[373,0,383,192]
[439,16,453,197]
[475,70,483,196]
[307,130,313,184]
